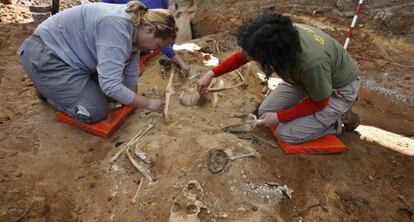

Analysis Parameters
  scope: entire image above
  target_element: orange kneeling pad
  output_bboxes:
[271,127,345,154]
[139,51,160,72]
[56,105,136,138]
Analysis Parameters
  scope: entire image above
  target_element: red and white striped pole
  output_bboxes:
[344,0,364,49]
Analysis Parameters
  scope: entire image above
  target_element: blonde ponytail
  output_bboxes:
[125,1,148,26]
[126,1,178,39]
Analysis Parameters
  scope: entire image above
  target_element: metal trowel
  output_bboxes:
[223,114,263,133]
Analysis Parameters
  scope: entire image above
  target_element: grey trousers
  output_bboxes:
[258,79,360,144]
[18,35,108,123]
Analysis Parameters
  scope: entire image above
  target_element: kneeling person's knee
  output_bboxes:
[74,104,108,123]
[276,124,304,144]
[257,109,265,117]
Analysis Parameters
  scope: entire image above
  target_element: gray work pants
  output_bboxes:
[18,35,108,123]
[258,79,360,144]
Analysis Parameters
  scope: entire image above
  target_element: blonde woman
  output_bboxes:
[101,0,190,70]
[18,1,177,123]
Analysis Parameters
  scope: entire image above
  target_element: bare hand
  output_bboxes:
[196,71,215,95]
[259,112,279,128]
[146,99,164,113]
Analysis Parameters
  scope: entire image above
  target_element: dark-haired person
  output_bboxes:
[197,13,360,144]
[18,1,178,123]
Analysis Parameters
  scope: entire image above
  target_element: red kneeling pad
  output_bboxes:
[55,50,160,137]
[139,51,160,72]
[271,127,345,154]
[56,105,136,138]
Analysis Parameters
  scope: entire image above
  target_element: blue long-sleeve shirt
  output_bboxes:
[36,3,139,104]
[101,0,176,58]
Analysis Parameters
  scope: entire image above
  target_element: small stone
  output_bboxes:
[111,164,120,172]
[139,112,146,118]
[238,206,246,212]
[15,172,23,177]
[250,184,256,190]
[220,213,228,218]
[266,181,280,186]
[368,175,374,181]
[173,181,182,188]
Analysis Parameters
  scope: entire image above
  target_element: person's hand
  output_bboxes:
[259,112,279,128]
[146,99,164,113]
[172,55,189,77]
[196,71,215,95]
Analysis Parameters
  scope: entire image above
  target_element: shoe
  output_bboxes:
[342,108,360,132]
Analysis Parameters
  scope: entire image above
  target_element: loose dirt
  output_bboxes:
[1,1,413,221]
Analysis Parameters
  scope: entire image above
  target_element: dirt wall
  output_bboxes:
[192,0,414,43]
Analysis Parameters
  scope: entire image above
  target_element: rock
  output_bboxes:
[219,213,228,218]
[368,175,374,181]
[179,91,205,107]
[6,208,25,221]
[26,196,49,218]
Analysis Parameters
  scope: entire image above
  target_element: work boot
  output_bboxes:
[342,108,360,132]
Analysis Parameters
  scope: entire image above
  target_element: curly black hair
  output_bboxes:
[237,13,301,80]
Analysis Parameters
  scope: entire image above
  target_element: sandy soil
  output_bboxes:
[0,2,414,222]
